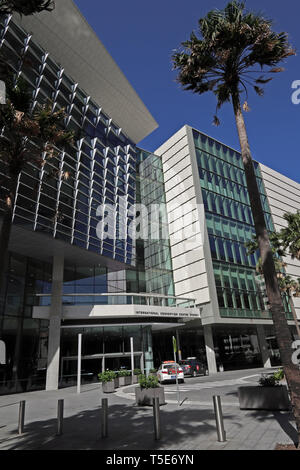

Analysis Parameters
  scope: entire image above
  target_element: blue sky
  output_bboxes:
[74,0,300,183]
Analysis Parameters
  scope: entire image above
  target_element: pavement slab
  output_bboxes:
[0,367,297,451]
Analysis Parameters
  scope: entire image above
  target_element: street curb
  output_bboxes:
[115,385,240,406]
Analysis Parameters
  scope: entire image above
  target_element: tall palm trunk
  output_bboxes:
[232,91,300,445]
[288,294,300,339]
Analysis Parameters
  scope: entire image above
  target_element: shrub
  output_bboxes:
[138,374,159,389]
[259,374,279,387]
[98,371,116,383]
[273,369,284,381]
[118,370,131,377]
[149,368,157,374]
[133,368,142,376]
[259,369,285,387]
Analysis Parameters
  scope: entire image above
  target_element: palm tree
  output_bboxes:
[279,212,300,261]
[172,1,300,444]
[0,0,54,16]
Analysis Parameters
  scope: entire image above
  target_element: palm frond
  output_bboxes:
[0,0,54,16]
[172,0,295,124]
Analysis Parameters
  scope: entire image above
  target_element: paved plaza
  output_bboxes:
[0,368,297,450]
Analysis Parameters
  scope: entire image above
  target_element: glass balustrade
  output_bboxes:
[35,293,196,308]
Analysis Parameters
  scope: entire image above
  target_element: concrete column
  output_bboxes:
[204,325,217,374]
[176,329,182,361]
[256,325,271,368]
[140,353,144,374]
[46,255,64,391]
[143,326,154,375]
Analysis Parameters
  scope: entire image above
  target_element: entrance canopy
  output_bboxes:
[33,302,200,322]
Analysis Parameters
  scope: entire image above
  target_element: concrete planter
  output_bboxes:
[102,381,115,393]
[114,377,119,388]
[238,386,290,411]
[132,375,139,384]
[119,376,132,387]
[135,386,166,406]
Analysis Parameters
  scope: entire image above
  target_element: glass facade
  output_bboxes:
[0,16,141,394]
[193,129,292,320]
[136,150,175,302]
[152,327,207,367]
[59,324,152,385]
[0,17,136,265]
[0,253,51,393]
[212,325,263,371]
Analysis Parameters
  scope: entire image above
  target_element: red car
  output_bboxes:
[179,358,208,377]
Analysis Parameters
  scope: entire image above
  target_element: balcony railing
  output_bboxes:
[35,292,196,309]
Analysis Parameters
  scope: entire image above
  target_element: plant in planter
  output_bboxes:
[98,371,116,393]
[132,369,142,384]
[118,369,132,387]
[135,374,166,406]
[238,370,290,410]
[273,368,285,382]
[258,374,279,387]
[149,368,157,376]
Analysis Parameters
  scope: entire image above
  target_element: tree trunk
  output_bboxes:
[289,294,300,339]
[232,92,300,446]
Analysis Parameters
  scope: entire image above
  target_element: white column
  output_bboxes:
[140,353,144,374]
[130,337,134,377]
[46,255,64,391]
[204,325,217,374]
[77,333,82,394]
[143,326,153,375]
[256,325,271,368]
[0,340,6,365]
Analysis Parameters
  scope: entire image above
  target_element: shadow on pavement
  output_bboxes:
[1,404,239,450]
[245,410,298,446]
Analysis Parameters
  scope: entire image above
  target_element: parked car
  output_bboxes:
[179,357,208,377]
[157,361,184,384]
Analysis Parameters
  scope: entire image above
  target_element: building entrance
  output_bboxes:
[59,323,154,386]
[60,352,143,386]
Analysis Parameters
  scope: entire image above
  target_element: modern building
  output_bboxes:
[154,125,300,373]
[0,2,199,394]
[0,1,299,395]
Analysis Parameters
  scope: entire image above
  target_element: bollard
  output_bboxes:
[18,401,25,435]
[213,395,226,442]
[101,398,108,438]
[153,397,161,440]
[57,399,64,436]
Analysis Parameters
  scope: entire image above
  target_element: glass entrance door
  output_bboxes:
[60,353,143,387]
[59,324,152,387]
